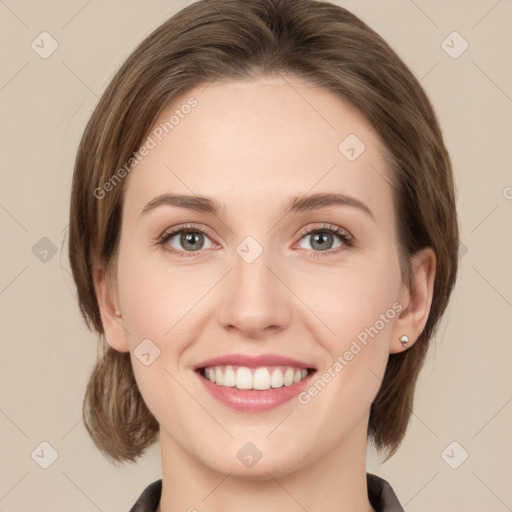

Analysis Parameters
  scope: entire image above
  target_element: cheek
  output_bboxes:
[117,245,204,346]
[116,246,204,425]
[298,250,402,350]
[117,231,402,355]
[294,256,402,433]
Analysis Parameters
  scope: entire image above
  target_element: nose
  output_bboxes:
[217,247,291,339]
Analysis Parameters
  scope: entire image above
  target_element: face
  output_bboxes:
[98,75,425,478]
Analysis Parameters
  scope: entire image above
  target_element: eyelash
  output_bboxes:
[156,223,355,259]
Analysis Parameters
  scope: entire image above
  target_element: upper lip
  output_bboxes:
[193,353,315,370]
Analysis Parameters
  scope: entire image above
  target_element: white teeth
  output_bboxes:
[270,368,284,388]
[235,367,252,389]
[215,367,223,385]
[223,366,236,387]
[202,365,310,390]
[283,368,294,386]
[253,368,271,390]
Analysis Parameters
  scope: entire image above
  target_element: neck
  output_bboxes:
[157,416,376,512]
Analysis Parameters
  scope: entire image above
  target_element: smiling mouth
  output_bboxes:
[197,365,316,391]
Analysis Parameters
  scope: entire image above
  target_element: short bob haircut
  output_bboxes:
[68,0,459,465]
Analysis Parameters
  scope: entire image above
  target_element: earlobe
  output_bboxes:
[92,259,130,353]
[390,247,436,354]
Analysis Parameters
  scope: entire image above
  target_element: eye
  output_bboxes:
[157,223,354,259]
[295,224,354,257]
[157,224,216,257]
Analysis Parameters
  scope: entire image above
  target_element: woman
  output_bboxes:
[68,0,459,510]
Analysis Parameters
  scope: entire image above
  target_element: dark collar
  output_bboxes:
[129,472,404,511]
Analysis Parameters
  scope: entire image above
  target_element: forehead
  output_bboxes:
[123,76,393,223]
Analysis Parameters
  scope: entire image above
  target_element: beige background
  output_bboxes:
[1,0,511,510]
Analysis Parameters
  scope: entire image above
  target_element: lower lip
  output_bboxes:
[195,370,316,412]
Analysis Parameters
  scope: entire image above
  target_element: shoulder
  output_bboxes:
[367,472,405,512]
[129,479,162,512]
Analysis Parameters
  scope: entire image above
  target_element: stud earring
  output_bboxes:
[115,310,122,318]
[399,335,409,347]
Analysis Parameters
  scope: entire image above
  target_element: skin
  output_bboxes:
[93,75,435,511]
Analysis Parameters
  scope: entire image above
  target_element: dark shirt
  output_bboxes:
[129,472,404,511]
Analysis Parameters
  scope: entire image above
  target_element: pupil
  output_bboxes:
[182,232,202,251]
[312,232,332,251]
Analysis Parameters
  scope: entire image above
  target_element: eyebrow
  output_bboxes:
[139,192,375,221]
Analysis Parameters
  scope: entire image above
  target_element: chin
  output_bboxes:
[200,447,306,481]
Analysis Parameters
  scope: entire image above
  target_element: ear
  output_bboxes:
[390,247,436,354]
[92,258,130,353]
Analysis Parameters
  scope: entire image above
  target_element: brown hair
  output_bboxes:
[69,0,459,465]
